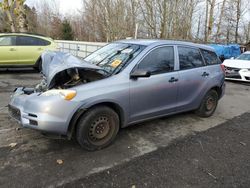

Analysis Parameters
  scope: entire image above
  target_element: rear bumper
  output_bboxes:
[9,88,80,135]
[220,82,226,99]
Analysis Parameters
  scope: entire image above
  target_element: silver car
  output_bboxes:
[9,40,225,150]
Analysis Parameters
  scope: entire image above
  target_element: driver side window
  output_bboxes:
[0,36,16,46]
[137,46,175,75]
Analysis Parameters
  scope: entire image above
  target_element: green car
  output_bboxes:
[0,33,57,71]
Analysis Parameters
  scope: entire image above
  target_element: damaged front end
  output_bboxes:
[36,51,108,92]
[9,51,108,135]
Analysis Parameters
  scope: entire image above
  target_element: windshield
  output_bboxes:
[84,43,145,74]
[236,53,250,61]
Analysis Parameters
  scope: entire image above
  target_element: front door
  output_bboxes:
[0,35,18,65]
[16,36,45,65]
[129,46,179,123]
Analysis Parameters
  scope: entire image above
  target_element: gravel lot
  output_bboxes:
[0,68,250,187]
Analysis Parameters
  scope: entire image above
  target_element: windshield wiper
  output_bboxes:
[96,46,131,66]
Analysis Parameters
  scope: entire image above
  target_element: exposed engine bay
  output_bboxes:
[35,67,106,92]
[21,51,107,94]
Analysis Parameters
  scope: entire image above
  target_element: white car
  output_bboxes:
[223,51,250,82]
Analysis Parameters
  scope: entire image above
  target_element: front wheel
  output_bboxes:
[76,106,120,151]
[195,90,218,117]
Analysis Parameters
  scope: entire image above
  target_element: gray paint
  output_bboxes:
[9,40,225,135]
[41,51,103,87]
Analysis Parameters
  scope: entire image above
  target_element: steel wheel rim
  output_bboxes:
[88,116,112,144]
[206,97,215,111]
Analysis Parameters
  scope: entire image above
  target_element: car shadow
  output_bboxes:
[0,68,39,74]
[44,111,196,152]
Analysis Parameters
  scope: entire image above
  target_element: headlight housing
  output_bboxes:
[41,89,77,100]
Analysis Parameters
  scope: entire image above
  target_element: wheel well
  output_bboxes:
[92,102,125,127]
[211,86,222,98]
[67,102,125,139]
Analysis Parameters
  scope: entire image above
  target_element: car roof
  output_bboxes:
[0,33,53,41]
[117,39,214,51]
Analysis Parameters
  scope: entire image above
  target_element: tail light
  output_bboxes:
[220,64,226,75]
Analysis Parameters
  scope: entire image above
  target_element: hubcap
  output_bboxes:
[89,116,110,141]
[206,97,215,111]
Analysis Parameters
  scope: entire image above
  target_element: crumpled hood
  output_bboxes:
[41,51,103,87]
[223,59,250,69]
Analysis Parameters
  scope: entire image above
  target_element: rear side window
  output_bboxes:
[137,46,175,75]
[17,36,51,46]
[201,49,221,65]
[178,47,204,70]
[0,36,16,46]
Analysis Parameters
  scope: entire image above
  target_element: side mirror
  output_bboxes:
[130,70,151,79]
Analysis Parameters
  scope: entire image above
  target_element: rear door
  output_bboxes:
[129,46,179,123]
[176,46,209,110]
[201,49,224,80]
[0,35,18,65]
[16,36,50,65]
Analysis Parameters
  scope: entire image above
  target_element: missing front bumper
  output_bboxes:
[8,105,21,122]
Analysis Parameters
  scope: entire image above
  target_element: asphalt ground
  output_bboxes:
[0,68,250,187]
[62,112,250,188]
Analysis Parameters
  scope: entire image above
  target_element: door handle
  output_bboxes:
[9,48,17,51]
[37,47,43,51]
[169,77,178,83]
[202,72,209,77]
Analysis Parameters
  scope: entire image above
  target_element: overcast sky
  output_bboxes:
[25,0,83,15]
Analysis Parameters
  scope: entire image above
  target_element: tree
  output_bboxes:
[204,0,209,42]
[61,19,74,40]
[138,0,199,40]
[207,0,216,40]
[15,0,28,32]
[79,0,138,42]
[215,0,227,42]
[235,0,241,43]
[50,15,62,39]
[0,0,28,32]
[25,5,37,33]
[0,10,4,31]
[0,0,16,32]
[244,22,250,43]
[215,0,250,43]
[2,0,247,43]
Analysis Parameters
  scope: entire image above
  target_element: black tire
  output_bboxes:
[76,106,119,151]
[195,90,218,117]
[34,58,42,72]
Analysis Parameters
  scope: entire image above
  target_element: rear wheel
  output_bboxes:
[195,90,218,117]
[76,106,119,151]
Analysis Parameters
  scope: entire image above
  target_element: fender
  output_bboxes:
[67,99,127,139]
